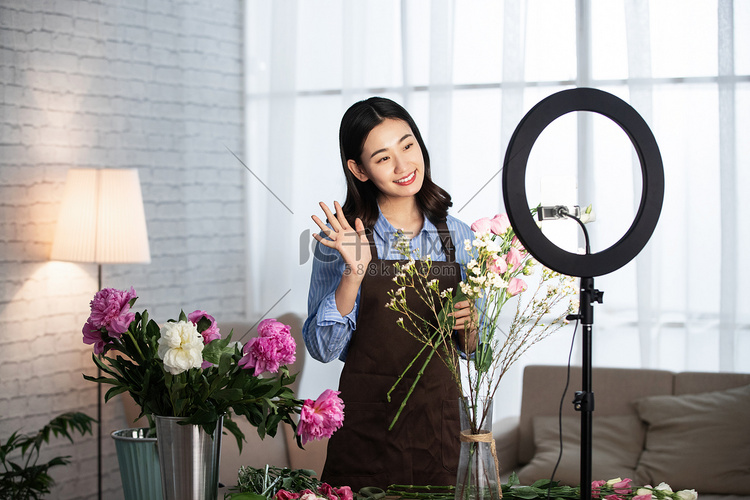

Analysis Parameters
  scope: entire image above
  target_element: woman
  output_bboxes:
[302,97,476,490]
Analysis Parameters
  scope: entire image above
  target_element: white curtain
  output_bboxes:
[243,0,749,408]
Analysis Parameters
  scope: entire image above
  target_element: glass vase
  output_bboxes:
[455,398,501,500]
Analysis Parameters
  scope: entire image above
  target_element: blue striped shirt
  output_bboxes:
[302,211,474,362]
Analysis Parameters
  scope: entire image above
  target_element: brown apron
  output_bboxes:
[322,220,462,491]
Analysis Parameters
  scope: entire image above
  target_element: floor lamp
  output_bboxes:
[50,168,151,500]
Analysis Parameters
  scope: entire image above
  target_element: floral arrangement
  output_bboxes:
[82,287,344,448]
[591,478,697,500]
[364,475,697,500]
[386,212,578,432]
[226,466,353,500]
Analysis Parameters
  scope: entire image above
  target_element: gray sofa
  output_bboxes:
[494,365,750,500]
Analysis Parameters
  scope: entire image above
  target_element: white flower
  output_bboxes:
[676,490,697,500]
[636,489,653,499]
[157,320,205,375]
[655,483,673,493]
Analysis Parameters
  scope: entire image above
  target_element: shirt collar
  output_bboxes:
[372,205,438,247]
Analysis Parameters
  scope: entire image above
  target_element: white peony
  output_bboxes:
[157,320,205,375]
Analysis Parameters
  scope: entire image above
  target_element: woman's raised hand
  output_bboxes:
[312,201,372,280]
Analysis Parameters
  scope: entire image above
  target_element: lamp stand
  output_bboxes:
[97,263,102,500]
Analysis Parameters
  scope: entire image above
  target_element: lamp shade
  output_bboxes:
[51,168,151,264]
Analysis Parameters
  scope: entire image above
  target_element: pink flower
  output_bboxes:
[507,277,527,296]
[82,321,108,354]
[470,217,492,233]
[188,310,221,344]
[612,479,633,494]
[489,214,511,235]
[604,495,623,500]
[318,484,337,500]
[505,247,524,271]
[511,236,526,254]
[299,490,318,500]
[334,486,353,500]
[633,495,652,500]
[297,389,345,445]
[276,491,301,500]
[238,319,296,376]
[592,480,607,499]
[87,287,137,336]
[489,255,508,275]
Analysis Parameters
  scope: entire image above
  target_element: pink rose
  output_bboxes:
[334,486,353,500]
[86,287,137,336]
[470,217,492,233]
[489,255,507,275]
[318,484,337,500]
[489,214,511,235]
[297,389,345,445]
[238,319,296,376]
[82,321,108,354]
[505,247,524,271]
[188,310,221,344]
[299,490,318,500]
[592,480,607,499]
[276,491,301,500]
[612,479,632,494]
[507,277,527,296]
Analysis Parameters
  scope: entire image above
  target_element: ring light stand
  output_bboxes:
[501,88,664,500]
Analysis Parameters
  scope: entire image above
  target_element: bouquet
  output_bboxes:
[386,212,578,432]
[82,287,344,449]
[386,212,579,498]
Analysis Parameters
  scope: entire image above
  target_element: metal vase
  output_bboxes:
[154,415,223,500]
[111,428,163,500]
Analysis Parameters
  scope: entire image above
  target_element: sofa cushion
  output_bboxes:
[634,384,750,495]
[517,414,645,486]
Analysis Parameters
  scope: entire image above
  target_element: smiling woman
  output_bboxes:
[301,97,476,490]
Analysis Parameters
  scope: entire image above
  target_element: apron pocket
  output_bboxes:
[325,402,389,477]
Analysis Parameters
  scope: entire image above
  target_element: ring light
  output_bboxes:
[502,87,664,277]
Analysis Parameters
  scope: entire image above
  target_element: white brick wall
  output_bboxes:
[0,1,246,498]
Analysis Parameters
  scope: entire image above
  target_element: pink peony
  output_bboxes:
[489,213,511,235]
[188,310,221,344]
[470,217,492,233]
[592,480,608,499]
[489,255,507,275]
[82,321,108,354]
[507,277,527,296]
[505,247,524,271]
[297,389,345,445]
[238,319,296,376]
[87,287,137,336]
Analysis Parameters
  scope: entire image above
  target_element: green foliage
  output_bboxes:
[0,412,95,500]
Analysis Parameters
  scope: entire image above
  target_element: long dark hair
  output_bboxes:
[339,97,452,229]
